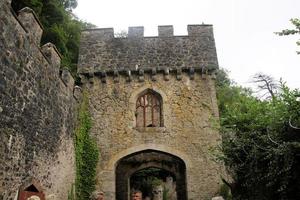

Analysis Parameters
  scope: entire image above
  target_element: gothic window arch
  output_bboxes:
[136,89,163,127]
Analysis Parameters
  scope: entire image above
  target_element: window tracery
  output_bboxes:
[136,90,162,127]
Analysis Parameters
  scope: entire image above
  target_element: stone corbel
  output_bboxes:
[201,66,208,79]
[151,68,157,81]
[138,69,144,82]
[189,67,195,80]
[113,70,119,83]
[88,72,94,84]
[211,72,217,80]
[176,67,182,80]
[101,71,107,83]
[163,67,170,81]
[126,70,132,82]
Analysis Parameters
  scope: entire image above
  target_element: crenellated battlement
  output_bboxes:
[0,1,78,200]
[79,25,222,200]
[78,25,219,77]
[1,0,223,199]
[1,1,75,91]
[82,24,213,38]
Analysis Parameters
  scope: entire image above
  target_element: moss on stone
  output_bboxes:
[75,91,99,200]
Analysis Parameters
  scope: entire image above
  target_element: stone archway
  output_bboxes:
[115,150,187,200]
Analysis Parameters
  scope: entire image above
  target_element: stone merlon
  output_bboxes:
[18,7,43,45]
[128,26,144,38]
[158,25,174,37]
[41,43,62,74]
[78,25,218,74]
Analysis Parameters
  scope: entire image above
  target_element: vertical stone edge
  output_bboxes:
[17,7,43,45]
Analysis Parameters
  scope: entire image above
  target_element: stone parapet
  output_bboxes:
[78,25,219,74]
[0,3,77,199]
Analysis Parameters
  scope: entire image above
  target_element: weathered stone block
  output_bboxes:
[0,4,76,200]
[73,85,82,101]
[187,24,213,37]
[18,7,43,45]
[158,25,174,37]
[212,196,225,200]
[128,26,144,38]
[61,68,75,90]
[41,43,61,74]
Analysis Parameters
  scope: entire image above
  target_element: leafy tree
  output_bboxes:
[252,73,278,99]
[276,18,300,54]
[216,69,300,200]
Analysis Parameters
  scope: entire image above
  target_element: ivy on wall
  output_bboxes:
[75,91,99,200]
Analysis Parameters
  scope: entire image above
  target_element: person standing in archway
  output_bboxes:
[132,190,142,200]
[91,191,104,200]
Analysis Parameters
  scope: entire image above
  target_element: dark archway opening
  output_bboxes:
[130,167,176,199]
[116,150,187,200]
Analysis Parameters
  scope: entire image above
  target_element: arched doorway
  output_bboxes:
[115,150,187,200]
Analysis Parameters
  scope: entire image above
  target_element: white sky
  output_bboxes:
[74,0,300,89]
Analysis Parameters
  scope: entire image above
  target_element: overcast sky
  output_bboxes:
[74,0,300,89]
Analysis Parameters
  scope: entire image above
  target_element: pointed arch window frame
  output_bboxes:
[135,89,163,128]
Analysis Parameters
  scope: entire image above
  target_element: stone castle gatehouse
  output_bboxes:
[0,0,223,198]
[78,25,223,200]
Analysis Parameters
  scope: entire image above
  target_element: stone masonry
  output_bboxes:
[0,1,77,199]
[78,25,223,200]
[0,0,224,199]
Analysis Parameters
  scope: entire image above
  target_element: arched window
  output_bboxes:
[136,89,163,127]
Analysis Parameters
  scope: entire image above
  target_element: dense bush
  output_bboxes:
[216,70,300,199]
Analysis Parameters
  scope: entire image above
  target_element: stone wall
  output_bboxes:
[78,22,223,200]
[80,73,222,200]
[78,25,218,74]
[0,1,77,199]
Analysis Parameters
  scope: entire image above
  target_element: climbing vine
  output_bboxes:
[75,91,99,200]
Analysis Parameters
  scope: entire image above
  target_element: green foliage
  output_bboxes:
[163,186,169,200]
[276,18,300,54]
[219,183,232,200]
[67,183,75,200]
[75,92,99,200]
[11,0,94,75]
[216,69,300,200]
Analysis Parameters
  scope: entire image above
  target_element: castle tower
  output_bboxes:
[78,25,222,200]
